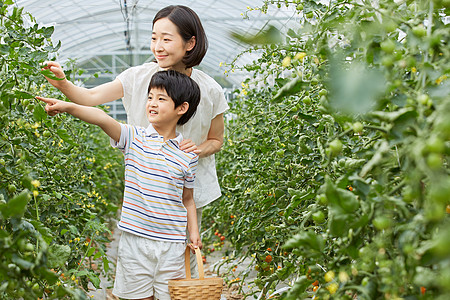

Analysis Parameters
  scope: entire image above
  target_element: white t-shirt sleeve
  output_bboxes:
[211,85,229,119]
[116,68,136,114]
[110,123,132,153]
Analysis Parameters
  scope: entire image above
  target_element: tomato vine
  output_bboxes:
[0,2,123,299]
[204,0,450,299]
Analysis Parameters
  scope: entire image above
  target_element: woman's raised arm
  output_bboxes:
[42,61,124,106]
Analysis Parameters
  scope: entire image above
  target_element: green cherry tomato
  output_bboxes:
[43,130,51,138]
[361,277,370,286]
[319,89,328,96]
[329,139,343,156]
[426,136,445,154]
[312,211,325,224]
[372,216,391,230]
[317,194,328,205]
[427,153,442,170]
[381,56,394,67]
[352,122,364,134]
[302,96,311,105]
[412,25,426,37]
[276,149,285,157]
[380,39,396,53]
[417,94,430,105]
[8,184,16,194]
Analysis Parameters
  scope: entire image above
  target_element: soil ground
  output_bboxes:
[87,223,248,300]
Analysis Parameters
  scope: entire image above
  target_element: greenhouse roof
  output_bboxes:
[15,0,299,86]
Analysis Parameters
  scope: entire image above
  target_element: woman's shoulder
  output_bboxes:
[191,69,223,92]
[128,62,159,73]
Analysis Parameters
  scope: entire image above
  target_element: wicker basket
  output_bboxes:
[169,245,223,300]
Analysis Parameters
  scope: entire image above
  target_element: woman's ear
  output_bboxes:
[186,36,196,52]
[177,102,189,116]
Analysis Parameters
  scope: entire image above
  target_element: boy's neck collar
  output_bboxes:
[145,124,182,144]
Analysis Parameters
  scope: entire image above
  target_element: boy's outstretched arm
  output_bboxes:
[182,187,202,252]
[36,96,121,142]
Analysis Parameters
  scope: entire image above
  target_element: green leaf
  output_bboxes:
[33,103,48,122]
[103,256,110,273]
[57,129,77,146]
[328,56,385,116]
[273,76,308,101]
[87,272,101,289]
[30,221,54,244]
[14,90,34,99]
[86,247,95,257]
[47,244,71,268]
[42,26,55,38]
[38,268,59,285]
[282,231,324,252]
[12,255,34,270]
[3,190,30,218]
[40,69,64,81]
[230,25,282,45]
[0,44,10,54]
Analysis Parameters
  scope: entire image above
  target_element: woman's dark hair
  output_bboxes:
[148,70,201,125]
[153,5,208,68]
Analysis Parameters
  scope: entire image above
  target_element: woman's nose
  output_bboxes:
[154,40,163,51]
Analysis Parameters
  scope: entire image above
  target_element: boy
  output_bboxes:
[37,70,202,300]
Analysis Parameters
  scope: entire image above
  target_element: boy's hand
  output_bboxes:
[41,61,67,88]
[188,236,203,254]
[36,96,68,116]
[180,139,201,154]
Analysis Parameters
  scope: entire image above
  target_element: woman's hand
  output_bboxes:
[36,96,67,116]
[41,61,67,89]
[180,139,202,155]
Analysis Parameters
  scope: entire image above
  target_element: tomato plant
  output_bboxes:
[204,0,450,299]
[1,2,123,299]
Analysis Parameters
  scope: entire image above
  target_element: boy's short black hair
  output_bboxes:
[148,70,200,125]
[153,5,208,68]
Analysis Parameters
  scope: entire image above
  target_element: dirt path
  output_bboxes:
[87,225,247,300]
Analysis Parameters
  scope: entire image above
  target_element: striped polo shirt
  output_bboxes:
[111,123,198,243]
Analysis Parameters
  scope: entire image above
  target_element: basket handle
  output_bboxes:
[184,244,204,280]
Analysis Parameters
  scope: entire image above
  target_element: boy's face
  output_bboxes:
[146,87,183,126]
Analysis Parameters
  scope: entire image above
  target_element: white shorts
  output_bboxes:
[112,231,186,300]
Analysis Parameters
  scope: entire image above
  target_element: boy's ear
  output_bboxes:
[177,102,189,116]
[186,36,196,52]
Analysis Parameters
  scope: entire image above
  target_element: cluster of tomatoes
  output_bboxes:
[214,230,226,242]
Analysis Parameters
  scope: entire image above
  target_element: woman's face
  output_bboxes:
[151,18,195,74]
